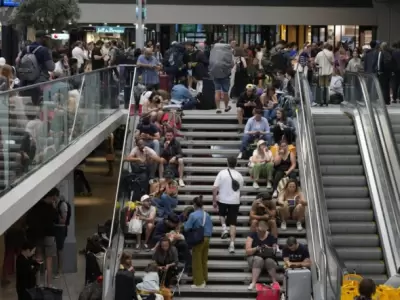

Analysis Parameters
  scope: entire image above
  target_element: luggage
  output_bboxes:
[256,282,280,300]
[159,73,169,91]
[78,280,102,300]
[196,78,216,110]
[27,286,63,300]
[285,268,312,300]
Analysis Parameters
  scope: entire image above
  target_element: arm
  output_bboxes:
[244,119,253,134]
[261,119,270,134]
[212,173,220,204]
[301,247,312,267]
[125,148,143,162]
[277,193,286,206]
[137,55,151,68]
[286,151,297,175]
[245,236,259,256]
[43,49,55,72]
[297,192,308,206]
[274,154,282,166]
[183,213,194,231]
[168,247,179,267]
[236,94,246,108]
[141,208,156,223]
[249,201,262,221]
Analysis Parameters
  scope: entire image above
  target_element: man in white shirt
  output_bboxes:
[212,156,244,253]
[72,41,87,73]
[315,43,334,106]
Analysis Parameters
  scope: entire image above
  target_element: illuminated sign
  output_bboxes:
[51,33,70,40]
[95,26,125,34]
[3,0,21,6]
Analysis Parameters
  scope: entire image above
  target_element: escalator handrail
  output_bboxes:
[296,71,347,300]
[345,72,400,276]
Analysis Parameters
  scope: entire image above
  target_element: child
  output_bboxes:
[137,262,160,293]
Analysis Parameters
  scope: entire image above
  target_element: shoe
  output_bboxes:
[267,182,272,190]
[224,106,232,112]
[135,243,141,251]
[221,229,229,239]
[228,242,235,253]
[216,109,222,114]
[297,222,303,231]
[179,178,185,187]
[191,282,206,288]
[272,190,278,198]
[237,152,242,159]
[143,244,150,251]
[248,282,256,290]
[253,182,260,189]
[280,221,287,231]
[54,273,61,279]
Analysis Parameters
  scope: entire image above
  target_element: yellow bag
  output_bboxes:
[342,274,363,287]
[376,285,400,300]
[341,284,358,300]
[270,144,296,158]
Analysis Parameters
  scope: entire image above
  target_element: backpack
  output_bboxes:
[164,48,183,72]
[270,51,287,72]
[114,48,127,65]
[235,57,245,73]
[58,198,72,226]
[383,51,395,73]
[18,46,42,82]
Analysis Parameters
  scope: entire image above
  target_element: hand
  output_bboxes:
[284,171,290,176]
[244,102,250,107]
[164,141,170,148]
[169,156,176,164]
[212,201,218,210]
[165,264,170,269]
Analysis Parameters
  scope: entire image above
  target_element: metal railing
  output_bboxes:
[295,71,346,300]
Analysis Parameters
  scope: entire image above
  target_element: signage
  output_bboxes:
[3,0,21,6]
[51,33,70,40]
[95,26,125,34]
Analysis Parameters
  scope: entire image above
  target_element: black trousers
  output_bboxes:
[378,72,391,104]
[273,169,297,190]
[392,72,400,101]
[273,126,295,145]
[74,169,91,193]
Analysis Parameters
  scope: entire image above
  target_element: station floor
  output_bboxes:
[0,157,119,300]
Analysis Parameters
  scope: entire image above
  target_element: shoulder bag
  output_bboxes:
[227,168,240,191]
[184,212,206,247]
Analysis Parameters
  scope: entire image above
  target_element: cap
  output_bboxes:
[140,194,150,202]
[0,57,6,67]
[246,83,255,90]
[35,30,50,38]
[286,236,297,247]
[257,140,266,147]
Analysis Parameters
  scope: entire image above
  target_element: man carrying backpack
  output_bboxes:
[54,188,71,278]
[17,30,54,105]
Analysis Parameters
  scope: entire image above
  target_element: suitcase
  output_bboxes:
[256,282,280,300]
[159,73,169,91]
[197,78,216,110]
[285,268,312,300]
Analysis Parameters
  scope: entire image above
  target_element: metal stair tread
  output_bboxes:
[183,132,243,138]
[180,140,241,146]
[183,149,240,155]
[182,124,244,130]
[183,157,248,164]
[186,166,248,173]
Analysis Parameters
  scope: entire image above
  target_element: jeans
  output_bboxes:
[145,140,160,155]
[240,133,273,152]
[152,193,178,218]
[263,109,276,123]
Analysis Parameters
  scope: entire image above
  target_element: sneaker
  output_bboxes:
[224,106,232,112]
[135,244,141,251]
[267,182,272,190]
[280,221,287,231]
[143,244,150,251]
[191,282,206,288]
[228,242,235,253]
[272,190,278,198]
[237,152,242,159]
[179,178,185,187]
[221,229,229,239]
[216,109,222,114]
[54,273,61,279]
[253,182,260,189]
[247,282,256,290]
[297,222,303,231]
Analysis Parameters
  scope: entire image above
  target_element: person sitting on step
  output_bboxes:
[248,140,274,189]
[159,129,185,187]
[136,116,161,155]
[236,84,262,127]
[249,192,278,238]
[152,238,179,288]
[245,220,279,290]
[282,236,311,269]
[271,108,296,145]
[277,179,307,231]
[151,169,179,219]
[132,194,156,251]
[237,109,273,159]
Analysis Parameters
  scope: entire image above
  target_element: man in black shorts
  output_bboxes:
[212,157,244,253]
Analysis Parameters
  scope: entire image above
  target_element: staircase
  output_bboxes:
[125,109,307,299]
[313,113,388,284]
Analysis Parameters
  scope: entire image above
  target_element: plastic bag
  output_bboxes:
[128,218,142,234]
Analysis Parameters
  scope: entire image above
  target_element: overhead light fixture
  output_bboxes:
[104,23,107,25]
[52,28,56,31]
[89,24,92,26]
[116,25,120,27]
[68,21,72,25]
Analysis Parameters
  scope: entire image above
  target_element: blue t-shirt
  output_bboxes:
[248,232,277,248]
[282,243,310,262]
[137,123,158,137]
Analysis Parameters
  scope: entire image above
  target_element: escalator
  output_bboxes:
[313,113,387,283]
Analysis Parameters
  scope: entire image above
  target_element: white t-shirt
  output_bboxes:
[213,168,244,205]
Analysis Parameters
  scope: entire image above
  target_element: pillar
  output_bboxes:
[57,172,77,273]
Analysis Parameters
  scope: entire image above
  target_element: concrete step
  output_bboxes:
[184,131,242,138]
[185,166,248,174]
[182,124,243,130]
[211,226,306,236]
[180,140,241,147]
[183,157,248,165]
[183,114,238,121]
[179,185,261,194]
[178,194,256,204]
[183,148,239,156]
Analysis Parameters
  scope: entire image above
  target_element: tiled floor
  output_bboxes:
[0,157,119,300]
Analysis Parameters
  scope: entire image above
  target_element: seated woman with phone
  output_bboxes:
[277,179,307,232]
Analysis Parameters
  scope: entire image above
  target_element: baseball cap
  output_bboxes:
[35,30,50,38]
[257,140,266,147]
[140,194,150,202]
[0,57,6,67]
[246,84,255,90]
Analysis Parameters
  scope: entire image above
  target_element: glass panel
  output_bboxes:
[319,28,326,42]
[0,66,128,195]
[335,25,342,45]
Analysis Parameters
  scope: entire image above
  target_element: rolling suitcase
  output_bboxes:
[159,73,169,91]
[285,268,312,300]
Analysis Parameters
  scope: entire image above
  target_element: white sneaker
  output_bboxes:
[221,229,229,239]
[191,282,206,288]
[135,243,141,250]
[179,178,185,187]
[267,182,272,190]
[228,242,235,253]
[297,222,303,231]
[280,222,287,231]
[247,282,256,290]
[237,152,242,159]
[272,190,278,198]
[253,182,260,189]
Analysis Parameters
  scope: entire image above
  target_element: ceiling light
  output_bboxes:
[89,24,92,26]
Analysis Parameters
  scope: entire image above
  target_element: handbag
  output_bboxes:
[254,246,275,259]
[27,286,63,300]
[256,282,280,300]
[128,218,142,234]
[227,168,240,191]
[277,176,290,194]
[184,211,206,247]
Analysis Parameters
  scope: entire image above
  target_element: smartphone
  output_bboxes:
[288,199,296,206]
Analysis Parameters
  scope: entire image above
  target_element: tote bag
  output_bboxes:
[128,218,142,234]
[184,212,206,247]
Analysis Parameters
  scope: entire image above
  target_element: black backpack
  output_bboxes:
[271,51,287,72]
[115,48,127,65]
[58,199,72,226]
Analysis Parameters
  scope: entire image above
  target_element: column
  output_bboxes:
[135,0,145,48]
[57,172,77,273]
[375,1,400,44]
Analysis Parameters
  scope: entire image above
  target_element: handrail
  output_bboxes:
[343,72,400,277]
[296,71,346,300]
[102,65,138,300]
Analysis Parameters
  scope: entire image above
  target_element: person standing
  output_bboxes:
[212,156,244,253]
[16,242,40,300]
[376,42,394,105]
[315,43,334,106]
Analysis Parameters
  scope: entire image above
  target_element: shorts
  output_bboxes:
[213,77,230,93]
[247,256,277,271]
[36,236,57,258]
[54,226,68,251]
[217,202,240,226]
